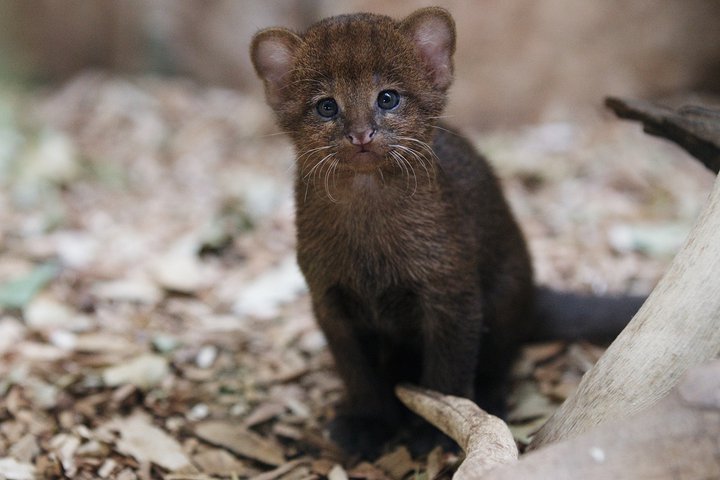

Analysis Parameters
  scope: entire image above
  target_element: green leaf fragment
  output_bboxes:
[0,262,59,309]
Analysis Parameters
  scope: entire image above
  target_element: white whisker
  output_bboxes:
[392,144,434,183]
[323,156,339,203]
[431,124,462,137]
[390,150,418,196]
[258,131,293,138]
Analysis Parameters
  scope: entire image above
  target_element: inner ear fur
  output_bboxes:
[401,7,456,90]
[250,28,302,108]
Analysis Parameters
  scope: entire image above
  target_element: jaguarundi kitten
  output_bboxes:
[250,7,640,455]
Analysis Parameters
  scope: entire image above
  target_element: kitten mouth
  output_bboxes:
[342,150,386,172]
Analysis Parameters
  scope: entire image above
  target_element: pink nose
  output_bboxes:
[347,128,376,146]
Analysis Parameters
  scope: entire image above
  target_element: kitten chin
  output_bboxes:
[350,172,382,192]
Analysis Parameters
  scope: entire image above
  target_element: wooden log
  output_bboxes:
[483,360,720,479]
[529,102,720,449]
[605,97,720,173]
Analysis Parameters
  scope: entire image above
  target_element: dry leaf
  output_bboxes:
[98,458,118,478]
[151,237,208,293]
[346,462,392,480]
[92,278,162,304]
[102,354,169,389]
[425,446,445,480]
[508,382,557,422]
[191,448,253,476]
[0,458,36,480]
[242,402,286,428]
[24,296,92,332]
[49,434,81,477]
[8,434,39,463]
[74,333,140,354]
[194,420,285,466]
[375,447,416,480]
[233,256,307,319]
[328,464,349,480]
[0,317,26,355]
[108,411,193,471]
[248,458,309,480]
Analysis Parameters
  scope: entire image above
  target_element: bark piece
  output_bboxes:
[605,97,720,173]
[193,420,285,466]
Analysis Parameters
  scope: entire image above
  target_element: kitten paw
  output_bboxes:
[403,421,459,457]
[327,414,394,459]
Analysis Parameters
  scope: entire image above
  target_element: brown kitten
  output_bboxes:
[250,8,534,454]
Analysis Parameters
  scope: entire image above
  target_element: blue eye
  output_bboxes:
[316,98,338,118]
[377,90,400,110]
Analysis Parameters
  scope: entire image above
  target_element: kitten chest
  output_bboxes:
[296,192,466,299]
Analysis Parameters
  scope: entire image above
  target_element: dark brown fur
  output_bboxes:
[251,8,534,453]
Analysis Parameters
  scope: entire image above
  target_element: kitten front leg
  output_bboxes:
[420,292,483,399]
[313,289,399,456]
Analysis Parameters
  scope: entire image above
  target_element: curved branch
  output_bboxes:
[395,385,518,479]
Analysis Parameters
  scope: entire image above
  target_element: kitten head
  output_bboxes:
[250,7,455,178]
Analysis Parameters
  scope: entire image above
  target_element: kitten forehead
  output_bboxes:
[298,14,414,81]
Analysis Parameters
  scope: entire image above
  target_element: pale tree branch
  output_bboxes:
[395,385,517,480]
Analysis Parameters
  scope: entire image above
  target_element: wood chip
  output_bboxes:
[0,457,36,480]
[248,458,309,480]
[102,354,169,390]
[243,402,286,428]
[310,458,336,476]
[375,447,416,480]
[328,464,349,480]
[191,448,253,476]
[508,382,557,422]
[425,446,445,480]
[347,462,392,480]
[521,342,565,364]
[8,433,39,463]
[98,459,118,478]
[50,433,81,477]
[194,420,285,466]
[107,411,193,472]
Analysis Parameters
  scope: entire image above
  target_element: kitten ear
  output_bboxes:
[401,7,456,90]
[250,28,302,108]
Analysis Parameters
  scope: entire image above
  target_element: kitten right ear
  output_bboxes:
[250,28,302,108]
[401,7,456,91]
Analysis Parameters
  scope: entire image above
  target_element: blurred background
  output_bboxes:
[2,0,720,128]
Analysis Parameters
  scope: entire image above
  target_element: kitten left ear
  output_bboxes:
[401,7,456,90]
[250,28,303,109]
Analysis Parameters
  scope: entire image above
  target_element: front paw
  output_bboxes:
[402,419,459,457]
[327,414,394,459]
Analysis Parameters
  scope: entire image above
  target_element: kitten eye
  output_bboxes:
[377,90,400,110]
[316,98,339,118]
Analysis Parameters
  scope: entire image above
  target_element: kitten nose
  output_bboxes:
[347,128,376,146]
